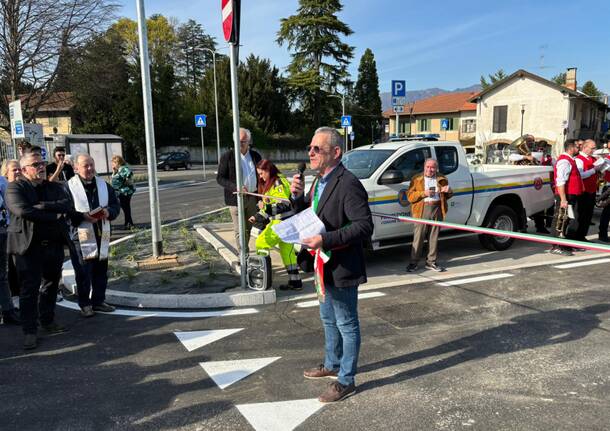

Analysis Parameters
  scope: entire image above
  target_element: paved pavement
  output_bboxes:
[1,258,608,430]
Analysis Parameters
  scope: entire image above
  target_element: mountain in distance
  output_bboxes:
[380,84,481,111]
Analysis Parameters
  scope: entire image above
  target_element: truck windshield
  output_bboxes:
[342,150,395,179]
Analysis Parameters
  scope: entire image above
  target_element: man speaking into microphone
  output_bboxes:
[290,127,373,403]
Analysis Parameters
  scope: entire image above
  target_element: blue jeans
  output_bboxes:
[319,284,360,386]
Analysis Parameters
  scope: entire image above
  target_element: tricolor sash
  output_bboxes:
[68,176,111,260]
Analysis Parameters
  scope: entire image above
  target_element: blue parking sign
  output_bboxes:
[195,114,207,127]
[391,80,406,97]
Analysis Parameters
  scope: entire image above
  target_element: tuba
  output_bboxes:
[508,135,538,165]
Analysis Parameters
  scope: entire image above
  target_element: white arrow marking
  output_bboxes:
[236,399,324,431]
[200,357,281,389]
[174,329,243,352]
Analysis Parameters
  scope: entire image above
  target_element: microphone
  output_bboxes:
[297,162,306,182]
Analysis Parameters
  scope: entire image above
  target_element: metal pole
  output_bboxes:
[200,127,206,181]
[342,94,348,151]
[395,112,400,138]
[229,43,247,289]
[135,0,163,257]
[212,51,221,165]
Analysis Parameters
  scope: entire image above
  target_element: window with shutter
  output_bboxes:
[492,105,508,133]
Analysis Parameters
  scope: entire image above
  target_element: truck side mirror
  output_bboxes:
[378,169,405,185]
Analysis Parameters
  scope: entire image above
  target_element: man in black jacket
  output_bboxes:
[216,128,261,253]
[290,127,373,403]
[66,154,121,318]
[6,152,73,350]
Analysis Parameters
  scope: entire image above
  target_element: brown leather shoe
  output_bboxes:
[318,381,356,403]
[303,364,338,380]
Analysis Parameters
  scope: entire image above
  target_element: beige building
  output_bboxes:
[471,68,608,156]
[383,92,478,149]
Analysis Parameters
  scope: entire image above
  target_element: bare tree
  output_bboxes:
[0,0,117,128]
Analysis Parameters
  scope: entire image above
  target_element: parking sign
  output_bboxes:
[391,80,406,97]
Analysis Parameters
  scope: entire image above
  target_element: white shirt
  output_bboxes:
[241,151,257,192]
[574,152,596,179]
[423,176,440,202]
[555,153,574,187]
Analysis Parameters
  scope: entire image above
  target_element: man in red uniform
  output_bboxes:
[549,139,584,256]
[574,139,602,241]
[599,147,610,242]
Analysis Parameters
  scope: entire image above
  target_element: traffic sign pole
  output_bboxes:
[200,127,206,181]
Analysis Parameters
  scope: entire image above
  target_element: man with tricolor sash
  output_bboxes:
[290,127,373,403]
[66,154,121,317]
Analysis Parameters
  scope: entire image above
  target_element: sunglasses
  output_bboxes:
[26,161,46,169]
[306,145,328,154]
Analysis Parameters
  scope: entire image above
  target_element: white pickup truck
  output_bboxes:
[340,140,555,251]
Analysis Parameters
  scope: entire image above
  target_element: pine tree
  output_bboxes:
[551,72,566,85]
[176,20,217,93]
[353,48,382,146]
[480,69,507,89]
[581,80,601,98]
[277,0,354,127]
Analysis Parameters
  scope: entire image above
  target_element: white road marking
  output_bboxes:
[553,258,610,269]
[200,357,281,390]
[174,329,243,352]
[437,273,514,287]
[236,399,324,431]
[295,291,386,308]
[56,299,258,318]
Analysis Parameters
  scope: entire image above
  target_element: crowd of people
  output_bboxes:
[0,142,135,350]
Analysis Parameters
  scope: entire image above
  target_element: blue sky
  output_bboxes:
[119,0,610,94]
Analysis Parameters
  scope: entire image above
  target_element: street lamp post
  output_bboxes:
[520,104,525,137]
[330,93,347,151]
[202,48,221,165]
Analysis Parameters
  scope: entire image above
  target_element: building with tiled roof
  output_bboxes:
[383,91,478,148]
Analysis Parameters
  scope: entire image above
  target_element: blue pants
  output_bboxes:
[319,284,361,386]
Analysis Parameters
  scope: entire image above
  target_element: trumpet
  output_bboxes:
[555,206,570,238]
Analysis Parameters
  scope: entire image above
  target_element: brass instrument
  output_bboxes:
[555,206,570,238]
[508,135,538,165]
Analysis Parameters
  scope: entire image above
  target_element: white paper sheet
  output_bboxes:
[271,207,326,244]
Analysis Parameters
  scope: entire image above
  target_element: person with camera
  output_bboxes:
[46,146,75,183]
[406,158,453,273]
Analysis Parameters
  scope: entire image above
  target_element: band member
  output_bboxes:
[549,139,584,256]
[575,139,602,241]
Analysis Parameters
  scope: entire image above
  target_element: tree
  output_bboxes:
[353,48,382,146]
[551,72,566,85]
[0,0,116,128]
[175,20,216,93]
[581,80,602,98]
[238,55,291,134]
[480,69,507,89]
[277,0,354,127]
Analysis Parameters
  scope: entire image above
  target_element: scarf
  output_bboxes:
[68,176,110,260]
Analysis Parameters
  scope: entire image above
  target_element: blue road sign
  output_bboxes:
[391,80,406,97]
[341,115,352,127]
[195,114,207,127]
[40,147,47,161]
[15,121,23,135]
[441,118,449,130]
[349,131,355,141]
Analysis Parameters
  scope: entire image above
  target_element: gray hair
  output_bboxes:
[314,127,342,149]
[239,127,252,144]
[424,158,438,167]
[19,152,40,168]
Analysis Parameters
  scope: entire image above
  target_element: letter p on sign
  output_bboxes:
[392,80,406,97]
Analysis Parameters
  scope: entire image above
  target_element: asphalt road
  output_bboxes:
[1,257,608,430]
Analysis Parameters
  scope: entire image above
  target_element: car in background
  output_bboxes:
[157,151,192,171]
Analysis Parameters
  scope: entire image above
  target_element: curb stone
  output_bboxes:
[61,208,276,309]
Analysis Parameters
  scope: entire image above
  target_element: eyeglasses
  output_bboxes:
[26,161,46,169]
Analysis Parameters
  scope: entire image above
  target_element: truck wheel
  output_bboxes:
[478,205,518,251]
[163,165,170,171]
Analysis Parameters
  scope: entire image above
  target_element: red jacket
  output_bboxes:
[554,154,583,196]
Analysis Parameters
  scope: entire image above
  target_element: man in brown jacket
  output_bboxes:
[406,158,453,272]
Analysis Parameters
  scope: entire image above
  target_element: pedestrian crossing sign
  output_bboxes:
[341,115,352,127]
[195,114,207,128]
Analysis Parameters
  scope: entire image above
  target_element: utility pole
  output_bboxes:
[135,0,163,256]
